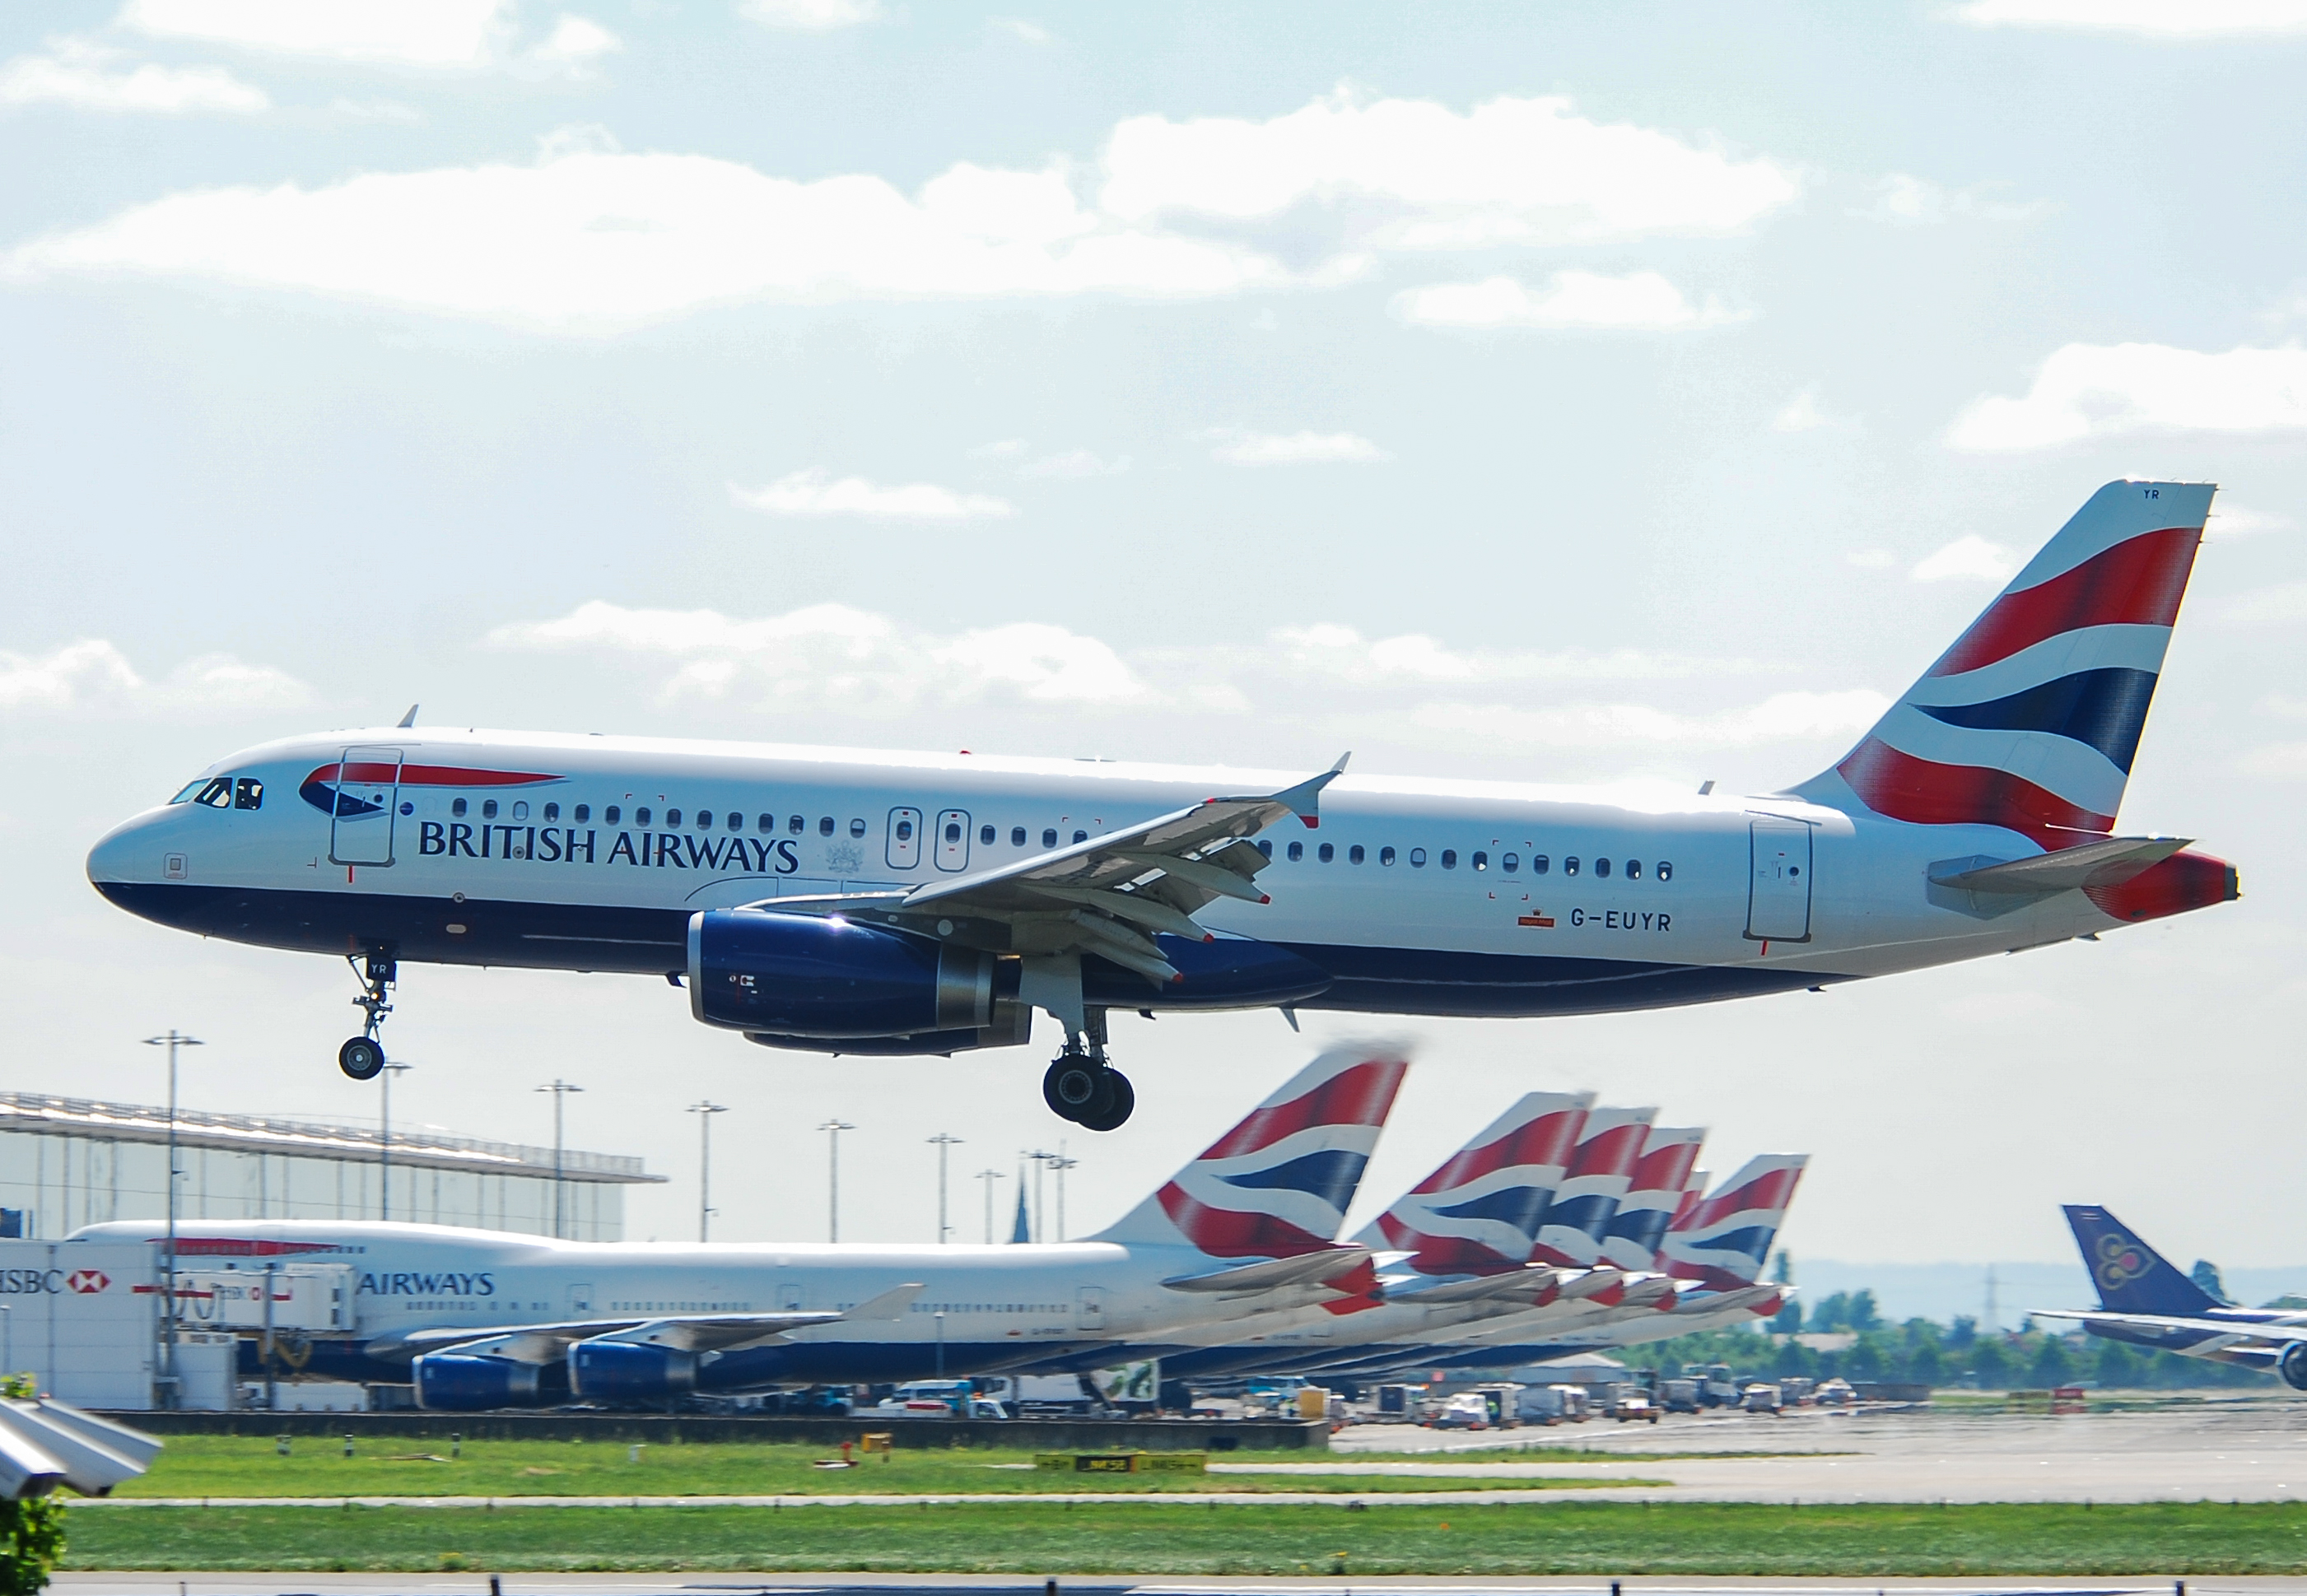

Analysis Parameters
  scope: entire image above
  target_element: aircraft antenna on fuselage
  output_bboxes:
[396,704,419,728]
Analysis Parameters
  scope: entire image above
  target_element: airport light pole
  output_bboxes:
[1049,1147,1079,1243]
[377,1062,411,1222]
[689,1101,727,1242]
[142,1030,202,1409]
[818,1119,855,1242]
[976,1168,1004,1244]
[1026,1150,1056,1244]
[926,1133,962,1244]
[538,1080,583,1239]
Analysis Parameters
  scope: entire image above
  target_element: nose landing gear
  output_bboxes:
[338,952,395,1081]
[1042,1009,1134,1132]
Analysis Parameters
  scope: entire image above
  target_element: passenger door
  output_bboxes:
[934,810,972,872]
[1745,818,1813,942]
[1074,1287,1105,1331]
[566,1282,594,1317]
[886,807,922,870]
[329,746,402,868]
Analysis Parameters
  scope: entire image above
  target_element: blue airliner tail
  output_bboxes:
[2063,1203,2217,1316]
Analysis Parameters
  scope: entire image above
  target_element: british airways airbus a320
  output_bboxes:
[87,482,2238,1130]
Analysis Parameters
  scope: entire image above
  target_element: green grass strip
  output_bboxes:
[60,1499,2307,1575]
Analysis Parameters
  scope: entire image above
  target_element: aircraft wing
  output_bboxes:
[376,1283,924,1362]
[1386,1265,1570,1306]
[2030,1307,2303,1347]
[1160,1245,1371,1296]
[774,757,1349,987]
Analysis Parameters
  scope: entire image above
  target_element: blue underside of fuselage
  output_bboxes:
[256,1336,1101,1393]
[96,882,1834,1019]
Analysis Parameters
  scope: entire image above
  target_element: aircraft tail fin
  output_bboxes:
[1355,1091,1592,1277]
[1599,1124,1707,1270]
[1529,1105,1655,1267]
[1088,1043,1407,1256]
[2063,1203,2218,1316]
[1794,481,2214,849]
[1661,1154,1808,1290]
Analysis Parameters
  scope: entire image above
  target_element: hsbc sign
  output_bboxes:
[67,1271,108,1295]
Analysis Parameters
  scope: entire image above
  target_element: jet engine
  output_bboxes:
[411,1352,551,1410]
[2278,1341,2307,1391]
[688,910,1006,1039]
[568,1340,697,1401]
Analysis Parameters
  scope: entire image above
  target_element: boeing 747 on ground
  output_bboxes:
[86,482,2236,1128]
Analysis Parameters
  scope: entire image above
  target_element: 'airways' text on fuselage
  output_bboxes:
[417,824,802,874]
[360,1270,496,1296]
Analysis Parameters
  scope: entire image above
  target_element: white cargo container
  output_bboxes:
[175,1266,354,1333]
[0,1242,160,1409]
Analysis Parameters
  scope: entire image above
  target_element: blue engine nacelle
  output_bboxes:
[689,911,999,1039]
[412,1353,545,1410]
[568,1339,697,1401]
[2280,1342,2307,1391]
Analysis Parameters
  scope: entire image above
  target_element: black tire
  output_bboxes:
[1077,1069,1135,1133]
[1042,1058,1102,1119]
[338,1036,385,1081]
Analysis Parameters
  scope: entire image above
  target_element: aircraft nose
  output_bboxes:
[86,809,170,889]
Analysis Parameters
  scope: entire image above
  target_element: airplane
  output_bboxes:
[85,481,2237,1129]
[70,1047,1405,1409]
[2034,1205,2307,1389]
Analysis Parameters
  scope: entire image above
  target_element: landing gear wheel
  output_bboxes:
[1044,1057,1102,1119]
[338,1036,385,1081]
[1076,1068,1135,1133]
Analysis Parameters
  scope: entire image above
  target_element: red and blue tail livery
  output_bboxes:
[1660,1154,1808,1291]
[1364,1091,1591,1277]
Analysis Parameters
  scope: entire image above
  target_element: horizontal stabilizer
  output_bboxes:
[1161,1245,1369,1295]
[1931,835,2191,895]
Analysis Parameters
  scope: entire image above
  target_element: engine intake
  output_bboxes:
[2279,1342,2307,1392]
[688,911,995,1038]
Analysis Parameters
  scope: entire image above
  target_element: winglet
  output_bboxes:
[396,704,419,728]
[843,1282,923,1322]
[1272,752,1350,829]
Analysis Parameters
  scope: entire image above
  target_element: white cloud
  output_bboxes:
[1208,430,1391,466]
[968,438,1028,458]
[1773,385,1858,433]
[0,639,309,714]
[1393,271,1740,332]
[1251,625,1754,684]
[1947,342,2307,450]
[740,0,880,30]
[731,470,1014,519]
[2207,502,2295,537]
[1016,448,1128,480]
[0,39,269,115]
[1949,0,2307,34]
[1911,534,2020,584]
[990,17,1051,43]
[1100,89,1800,248]
[1412,689,1888,751]
[523,14,620,77]
[327,96,421,123]
[117,0,514,67]
[1853,173,2039,226]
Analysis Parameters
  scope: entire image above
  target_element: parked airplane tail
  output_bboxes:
[1357,1091,1592,1277]
[1529,1105,1655,1267]
[1796,481,2215,851]
[2062,1203,2219,1317]
[1089,1044,1408,1256]
[1600,1124,1707,1270]
[1660,1153,1808,1291]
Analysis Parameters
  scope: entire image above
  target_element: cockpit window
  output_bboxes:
[191,778,233,808]
[234,778,263,811]
[170,780,204,804]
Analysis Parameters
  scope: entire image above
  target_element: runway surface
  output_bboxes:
[41,1577,2302,1596]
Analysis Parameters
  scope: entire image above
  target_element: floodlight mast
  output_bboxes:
[142,1029,203,1410]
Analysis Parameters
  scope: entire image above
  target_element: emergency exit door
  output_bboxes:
[329,746,402,868]
[887,807,922,869]
[1745,817,1813,942]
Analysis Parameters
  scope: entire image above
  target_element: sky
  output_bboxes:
[4,0,2306,1278]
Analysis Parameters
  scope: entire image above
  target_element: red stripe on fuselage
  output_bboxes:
[1835,737,2114,848]
[309,764,564,788]
[1929,526,2200,677]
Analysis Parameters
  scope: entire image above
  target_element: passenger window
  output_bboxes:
[1532,854,1550,875]
[789,815,804,834]
[1288,841,1304,862]
[1318,843,1335,863]
[1474,851,1489,871]
[1596,857,1611,878]
[850,818,866,838]
[1011,826,1027,846]
[482,799,499,821]
[1564,856,1579,876]
[544,803,561,821]
[1657,861,1673,882]
[758,814,773,832]
[1410,847,1426,867]
[818,817,834,836]
[1349,845,1364,864]
[512,801,529,821]
[699,812,714,829]
[666,808,682,827]
[1502,853,1518,872]
[980,825,995,845]
[1380,846,1396,866]
[1256,840,1273,858]
[1042,828,1058,848]
[451,798,468,818]
[605,805,621,824]
[1626,858,1641,880]
[574,804,590,822]
[1441,849,1457,869]
[945,822,962,843]
[194,778,232,808]
[636,807,653,826]
[233,778,263,811]
[1072,830,1087,844]
[895,819,914,841]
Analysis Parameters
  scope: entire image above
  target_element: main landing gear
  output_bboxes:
[338,951,395,1082]
[1042,1010,1135,1132]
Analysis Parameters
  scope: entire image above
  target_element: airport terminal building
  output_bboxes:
[0,1090,660,1242]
